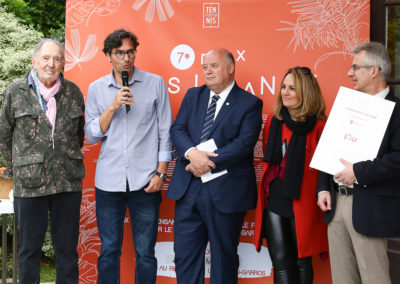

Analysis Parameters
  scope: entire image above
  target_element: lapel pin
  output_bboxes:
[226,102,230,106]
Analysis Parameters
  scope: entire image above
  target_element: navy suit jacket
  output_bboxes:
[167,84,263,214]
[318,91,400,237]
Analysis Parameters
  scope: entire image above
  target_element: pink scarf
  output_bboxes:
[37,77,61,135]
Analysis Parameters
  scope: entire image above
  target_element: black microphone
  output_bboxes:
[121,71,130,113]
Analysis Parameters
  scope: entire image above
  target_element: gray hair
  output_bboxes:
[223,49,235,67]
[33,38,65,59]
[352,41,391,81]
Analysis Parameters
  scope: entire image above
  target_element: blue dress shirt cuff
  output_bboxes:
[92,117,108,137]
[159,150,174,162]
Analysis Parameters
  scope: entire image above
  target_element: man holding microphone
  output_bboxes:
[85,29,173,284]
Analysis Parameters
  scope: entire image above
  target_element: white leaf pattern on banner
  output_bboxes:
[86,0,121,25]
[81,138,98,154]
[66,0,121,27]
[65,29,99,71]
[78,188,101,283]
[66,0,94,27]
[278,0,369,69]
[132,0,181,22]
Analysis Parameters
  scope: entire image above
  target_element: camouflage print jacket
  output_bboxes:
[0,73,85,197]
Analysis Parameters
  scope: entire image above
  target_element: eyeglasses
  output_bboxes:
[39,56,64,65]
[350,64,381,71]
[112,49,136,59]
[295,66,312,75]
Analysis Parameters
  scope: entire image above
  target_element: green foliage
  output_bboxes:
[0,249,56,281]
[1,215,55,278]
[42,229,55,258]
[0,4,43,97]
[40,258,56,282]
[0,248,15,279]
[0,0,65,42]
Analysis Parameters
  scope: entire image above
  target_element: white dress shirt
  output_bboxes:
[185,81,235,158]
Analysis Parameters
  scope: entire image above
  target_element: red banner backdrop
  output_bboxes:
[64,0,370,283]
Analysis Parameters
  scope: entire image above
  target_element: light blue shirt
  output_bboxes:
[85,68,173,191]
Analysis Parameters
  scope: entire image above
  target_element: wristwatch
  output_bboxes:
[155,171,167,181]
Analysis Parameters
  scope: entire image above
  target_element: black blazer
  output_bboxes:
[318,91,400,238]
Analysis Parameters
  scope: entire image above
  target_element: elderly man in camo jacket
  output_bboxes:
[0,38,85,284]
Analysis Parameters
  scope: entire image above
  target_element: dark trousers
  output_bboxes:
[14,191,82,284]
[262,209,313,284]
[174,178,246,284]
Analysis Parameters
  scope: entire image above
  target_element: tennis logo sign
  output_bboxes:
[203,3,219,28]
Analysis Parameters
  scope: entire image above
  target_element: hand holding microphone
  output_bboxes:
[122,71,131,113]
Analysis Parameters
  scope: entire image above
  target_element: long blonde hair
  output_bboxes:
[274,66,326,121]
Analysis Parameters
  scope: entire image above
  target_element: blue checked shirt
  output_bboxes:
[85,68,173,191]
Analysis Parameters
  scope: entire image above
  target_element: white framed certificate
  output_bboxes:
[310,86,395,175]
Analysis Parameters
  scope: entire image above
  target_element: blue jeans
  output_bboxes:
[95,187,161,284]
[14,191,82,284]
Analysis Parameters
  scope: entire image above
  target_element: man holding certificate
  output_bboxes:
[317,42,400,284]
[167,48,263,284]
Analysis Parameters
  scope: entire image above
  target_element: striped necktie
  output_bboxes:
[200,94,220,143]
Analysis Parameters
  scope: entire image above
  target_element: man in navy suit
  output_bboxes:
[167,48,263,283]
[317,42,400,284]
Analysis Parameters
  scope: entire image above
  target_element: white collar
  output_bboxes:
[210,80,235,101]
[374,87,390,99]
